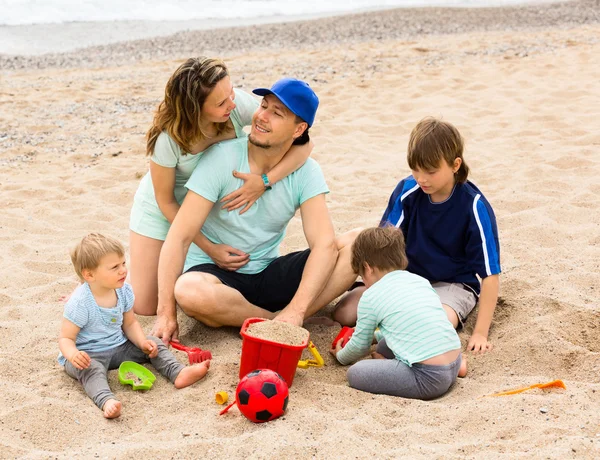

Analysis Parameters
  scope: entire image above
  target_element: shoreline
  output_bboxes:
[1,0,598,70]
[0,0,570,57]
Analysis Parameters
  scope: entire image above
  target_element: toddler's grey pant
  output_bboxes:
[346,338,461,400]
[64,336,184,410]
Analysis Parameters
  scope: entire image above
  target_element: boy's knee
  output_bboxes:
[332,302,358,327]
[442,305,460,329]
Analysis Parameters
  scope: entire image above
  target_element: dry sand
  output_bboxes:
[1,1,599,458]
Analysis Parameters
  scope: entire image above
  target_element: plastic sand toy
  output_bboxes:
[297,341,325,369]
[488,379,566,396]
[239,317,308,387]
[215,391,229,404]
[332,326,354,349]
[118,361,156,391]
[169,341,212,364]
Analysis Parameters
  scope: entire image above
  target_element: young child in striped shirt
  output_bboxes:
[58,233,210,419]
[331,227,467,400]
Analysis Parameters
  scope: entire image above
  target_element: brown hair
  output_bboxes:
[146,57,231,156]
[70,233,125,281]
[351,227,408,276]
[407,117,469,183]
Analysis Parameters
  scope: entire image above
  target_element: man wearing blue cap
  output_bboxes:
[153,78,357,341]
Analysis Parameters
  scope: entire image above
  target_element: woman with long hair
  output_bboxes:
[129,57,312,315]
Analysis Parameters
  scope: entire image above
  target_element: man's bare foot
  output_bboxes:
[458,355,468,378]
[103,399,122,419]
[303,317,341,327]
[371,352,386,360]
[174,360,211,389]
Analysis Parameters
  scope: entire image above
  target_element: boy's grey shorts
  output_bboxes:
[432,282,477,328]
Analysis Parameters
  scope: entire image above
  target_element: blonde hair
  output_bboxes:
[70,233,125,281]
[407,117,469,183]
[351,227,408,276]
[146,57,231,156]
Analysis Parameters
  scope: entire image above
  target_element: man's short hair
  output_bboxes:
[293,115,310,145]
[70,233,125,280]
[351,227,408,276]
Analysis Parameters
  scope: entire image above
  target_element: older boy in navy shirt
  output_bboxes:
[334,117,501,353]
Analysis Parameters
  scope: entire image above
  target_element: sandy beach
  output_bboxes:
[1,0,600,458]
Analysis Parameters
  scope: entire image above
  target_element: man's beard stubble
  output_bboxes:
[248,134,271,150]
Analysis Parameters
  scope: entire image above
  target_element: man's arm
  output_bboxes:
[152,191,215,343]
[467,274,499,353]
[275,194,338,326]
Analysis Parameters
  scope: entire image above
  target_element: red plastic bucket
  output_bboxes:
[239,318,308,387]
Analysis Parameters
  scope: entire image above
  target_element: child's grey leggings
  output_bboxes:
[346,338,461,400]
[63,336,184,410]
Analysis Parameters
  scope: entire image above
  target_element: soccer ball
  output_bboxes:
[236,369,289,423]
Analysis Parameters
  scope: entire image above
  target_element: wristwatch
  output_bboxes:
[261,173,272,190]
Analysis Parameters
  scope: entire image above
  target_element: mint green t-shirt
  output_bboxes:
[133,89,258,207]
[336,271,461,366]
[183,138,329,274]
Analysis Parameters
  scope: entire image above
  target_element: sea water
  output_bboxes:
[0,0,559,26]
[0,0,560,55]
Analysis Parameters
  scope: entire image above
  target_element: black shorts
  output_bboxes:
[186,249,311,313]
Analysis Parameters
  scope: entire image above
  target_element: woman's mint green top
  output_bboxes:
[129,89,258,240]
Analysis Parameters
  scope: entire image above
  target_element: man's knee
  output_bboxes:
[174,272,219,317]
[335,227,363,251]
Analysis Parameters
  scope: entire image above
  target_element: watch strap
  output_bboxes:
[261,173,272,190]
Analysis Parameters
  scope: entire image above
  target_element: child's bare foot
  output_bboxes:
[174,360,210,389]
[458,355,468,378]
[103,399,122,419]
[371,352,386,360]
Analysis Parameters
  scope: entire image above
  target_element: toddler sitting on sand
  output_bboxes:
[331,227,466,400]
[58,233,210,418]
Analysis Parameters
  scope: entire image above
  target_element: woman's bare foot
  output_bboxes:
[458,355,468,378]
[174,360,211,389]
[103,399,122,419]
[371,352,386,360]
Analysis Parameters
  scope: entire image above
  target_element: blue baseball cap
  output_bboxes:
[253,78,319,127]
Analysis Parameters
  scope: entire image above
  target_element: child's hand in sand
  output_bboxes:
[141,339,159,358]
[329,340,343,359]
[69,350,91,370]
[467,332,493,354]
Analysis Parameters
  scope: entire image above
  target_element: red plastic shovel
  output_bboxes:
[169,341,212,364]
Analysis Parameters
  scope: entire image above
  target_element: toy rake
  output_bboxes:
[169,341,212,364]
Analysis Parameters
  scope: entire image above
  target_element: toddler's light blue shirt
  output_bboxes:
[57,282,134,365]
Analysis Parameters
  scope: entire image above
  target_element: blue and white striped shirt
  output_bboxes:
[57,282,134,365]
[336,271,461,366]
